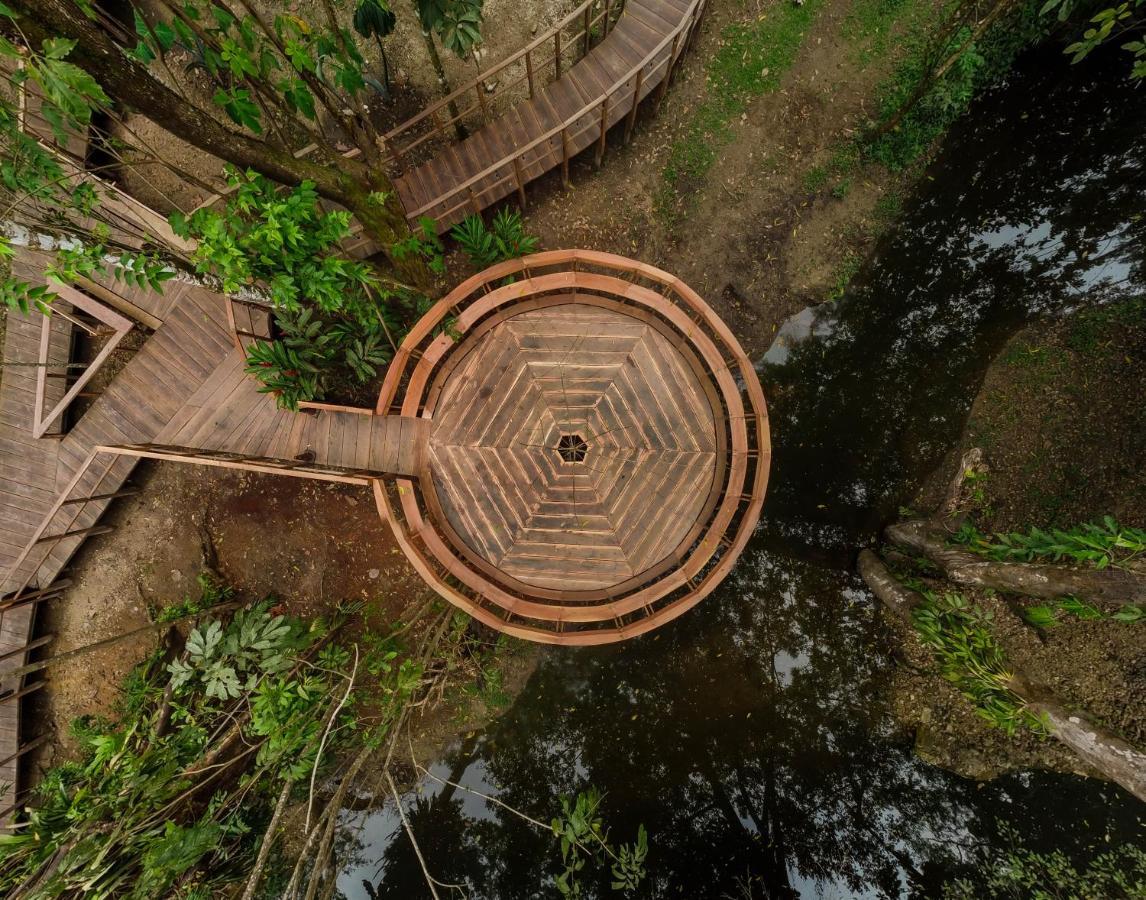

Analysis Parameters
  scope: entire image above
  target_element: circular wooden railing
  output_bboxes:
[375,249,769,645]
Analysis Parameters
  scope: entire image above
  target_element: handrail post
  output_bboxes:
[604,0,612,34]
[475,83,489,124]
[526,48,535,98]
[625,68,644,144]
[468,187,482,215]
[656,33,681,109]
[595,96,609,167]
[555,28,562,78]
[583,4,592,55]
[512,156,528,207]
[561,126,571,188]
[388,139,405,172]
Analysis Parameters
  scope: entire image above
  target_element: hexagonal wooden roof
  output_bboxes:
[427,303,720,592]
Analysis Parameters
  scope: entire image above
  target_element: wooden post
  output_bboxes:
[468,187,482,215]
[389,137,406,171]
[603,0,612,33]
[625,68,644,143]
[595,96,609,167]
[656,34,681,109]
[512,157,528,207]
[0,681,45,705]
[61,487,139,505]
[583,5,592,54]
[561,126,571,188]
[475,83,489,124]
[0,580,71,608]
[34,524,113,545]
[526,49,535,98]
[555,29,562,79]
[0,733,52,769]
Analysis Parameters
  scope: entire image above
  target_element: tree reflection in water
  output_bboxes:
[340,46,1146,900]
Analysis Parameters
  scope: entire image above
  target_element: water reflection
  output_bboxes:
[758,45,1146,556]
[340,47,1146,899]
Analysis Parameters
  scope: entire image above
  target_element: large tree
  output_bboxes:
[1,0,429,285]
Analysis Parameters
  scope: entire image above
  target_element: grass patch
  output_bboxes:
[825,250,862,301]
[804,0,1048,209]
[656,0,825,225]
[803,165,830,192]
[842,0,926,65]
[1066,295,1145,354]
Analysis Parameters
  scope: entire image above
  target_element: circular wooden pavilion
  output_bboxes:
[376,250,769,645]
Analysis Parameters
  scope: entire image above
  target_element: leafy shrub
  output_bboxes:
[243,307,391,411]
[944,824,1146,898]
[550,788,649,898]
[912,591,1045,734]
[450,207,539,270]
[1022,595,1144,628]
[173,168,407,409]
[952,517,1146,570]
[392,214,446,276]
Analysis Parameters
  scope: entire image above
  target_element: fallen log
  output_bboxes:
[886,519,1146,607]
[857,549,1146,802]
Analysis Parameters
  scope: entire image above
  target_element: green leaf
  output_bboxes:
[42,37,77,59]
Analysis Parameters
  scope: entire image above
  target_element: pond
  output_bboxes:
[337,45,1146,898]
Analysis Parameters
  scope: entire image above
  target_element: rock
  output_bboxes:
[368,568,380,580]
[485,79,498,93]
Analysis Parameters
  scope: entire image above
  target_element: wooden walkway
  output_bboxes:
[388,0,706,231]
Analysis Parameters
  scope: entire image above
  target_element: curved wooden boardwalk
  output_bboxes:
[389,0,706,231]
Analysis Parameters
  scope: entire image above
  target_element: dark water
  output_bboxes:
[338,48,1146,899]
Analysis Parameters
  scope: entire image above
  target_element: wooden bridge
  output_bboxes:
[190,0,707,235]
[387,0,706,231]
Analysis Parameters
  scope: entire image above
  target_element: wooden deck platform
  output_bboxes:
[427,302,720,592]
[377,250,770,645]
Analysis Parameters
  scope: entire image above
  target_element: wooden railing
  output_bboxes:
[0,441,397,602]
[0,449,137,600]
[384,0,627,171]
[401,0,706,230]
[374,249,770,645]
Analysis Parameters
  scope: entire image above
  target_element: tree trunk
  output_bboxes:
[14,0,427,280]
[1008,673,1146,803]
[417,23,466,141]
[886,519,1146,607]
[858,550,1146,803]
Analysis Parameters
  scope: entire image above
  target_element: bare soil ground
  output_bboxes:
[27,462,459,771]
[895,296,1146,781]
